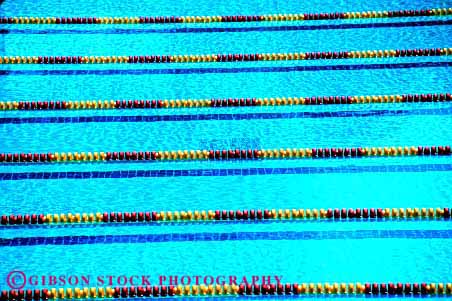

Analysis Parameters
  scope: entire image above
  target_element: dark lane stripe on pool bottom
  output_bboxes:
[0,61,450,76]
[1,230,451,247]
[0,163,451,181]
[0,107,451,124]
[2,19,452,35]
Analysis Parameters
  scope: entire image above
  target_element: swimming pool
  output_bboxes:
[0,0,451,299]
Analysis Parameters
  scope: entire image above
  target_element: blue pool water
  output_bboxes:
[0,0,452,298]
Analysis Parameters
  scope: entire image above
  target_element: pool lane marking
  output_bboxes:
[0,61,450,77]
[0,230,451,247]
[2,19,452,34]
[0,107,451,124]
[0,163,451,181]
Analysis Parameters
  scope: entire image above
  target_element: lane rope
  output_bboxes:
[1,93,451,110]
[0,145,450,164]
[0,8,451,24]
[0,47,451,64]
[1,207,451,226]
[1,282,451,299]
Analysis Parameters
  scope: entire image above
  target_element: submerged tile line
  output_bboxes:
[2,19,452,35]
[0,107,451,124]
[0,163,451,181]
[0,230,451,247]
[0,62,450,76]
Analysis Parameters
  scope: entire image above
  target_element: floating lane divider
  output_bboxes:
[1,47,451,64]
[0,145,450,163]
[2,207,451,226]
[0,8,451,24]
[1,282,452,299]
[1,93,451,110]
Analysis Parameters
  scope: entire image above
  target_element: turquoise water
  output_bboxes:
[0,0,452,296]
[0,0,450,16]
